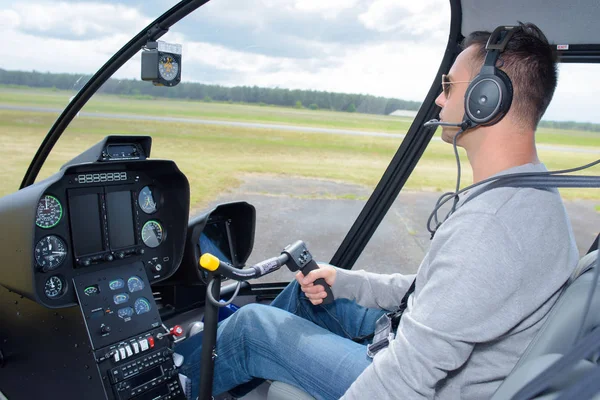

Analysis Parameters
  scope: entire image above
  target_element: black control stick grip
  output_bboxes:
[300,259,334,305]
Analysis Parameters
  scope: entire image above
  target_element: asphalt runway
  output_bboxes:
[2,104,600,154]
[202,175,600,284]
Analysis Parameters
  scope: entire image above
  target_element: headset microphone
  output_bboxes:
[424,119,462,127]
[424,119,474,130]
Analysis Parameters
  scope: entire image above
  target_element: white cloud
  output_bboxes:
[543,64,600,123]
[0,0,598,123]
[359,0,448,41]
[294,0,360,19]
[8,2,151,38]
[0,9,19,28]
[181,38,445,103]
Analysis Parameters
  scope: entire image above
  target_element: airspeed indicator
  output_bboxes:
[36,195,63,228]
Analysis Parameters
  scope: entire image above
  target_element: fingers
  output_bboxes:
[298,265,336,286]
[295,271,329,305]
[300,285,328,305]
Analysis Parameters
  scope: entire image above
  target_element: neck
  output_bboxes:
[462,124,539,183]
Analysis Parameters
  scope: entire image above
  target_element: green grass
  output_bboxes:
[0,86,413,133]
[1,86,599,205]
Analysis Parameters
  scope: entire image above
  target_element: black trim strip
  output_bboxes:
[329,0,464,270]
[20,0,211,189]
[556,44,600,64]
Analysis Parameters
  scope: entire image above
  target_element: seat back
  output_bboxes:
[492,250,600,399]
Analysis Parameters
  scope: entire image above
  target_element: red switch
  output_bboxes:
[148,336,155,348]
[170,325,184,337]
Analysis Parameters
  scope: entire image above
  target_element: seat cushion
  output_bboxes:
[267,381,316,400]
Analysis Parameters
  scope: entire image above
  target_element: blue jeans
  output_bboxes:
[175,281,386,400]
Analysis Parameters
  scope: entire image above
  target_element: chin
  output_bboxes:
[441,127,458,144]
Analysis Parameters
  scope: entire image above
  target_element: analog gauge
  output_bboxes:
[158,54,179,81]
[35,235,67,271]
[127,276,145,293]
[36,195,63,228]
[109,279,125,291]
[138,186,157,214]
[44,276,65,299]
[141,220,164,248]
[134,297,151,315]
[113,293,130,305]
[118,307,134,319]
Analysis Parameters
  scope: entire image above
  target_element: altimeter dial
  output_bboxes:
[35,235,67,271]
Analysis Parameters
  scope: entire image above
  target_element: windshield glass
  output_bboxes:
[1,0,599,278]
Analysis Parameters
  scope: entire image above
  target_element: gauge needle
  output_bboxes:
[52,251,66,255]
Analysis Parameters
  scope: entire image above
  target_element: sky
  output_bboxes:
[0,0,598,123]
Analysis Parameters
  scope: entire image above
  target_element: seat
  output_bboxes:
[491,250,600,399]
[267,381,315,400]
[267,251,600,400]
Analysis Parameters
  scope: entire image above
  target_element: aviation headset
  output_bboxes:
[463,25,519,127]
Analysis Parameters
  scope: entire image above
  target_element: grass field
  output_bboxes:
[1,86,599,206]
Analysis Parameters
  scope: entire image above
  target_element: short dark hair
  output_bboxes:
[462,22,557,130]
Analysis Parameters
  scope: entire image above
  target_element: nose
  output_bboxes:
[435,91,445,108]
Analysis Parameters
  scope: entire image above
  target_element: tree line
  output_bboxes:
[2,68,600,132]
[538,120,600,133]
[0,68,420,115]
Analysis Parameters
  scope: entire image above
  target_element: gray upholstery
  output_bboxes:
[267,381,315,400]
[461,0,600,45]
[491,250,600,399]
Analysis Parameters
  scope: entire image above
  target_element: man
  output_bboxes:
[177,22,578,399]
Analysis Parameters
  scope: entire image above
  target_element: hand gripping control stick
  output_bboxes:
[199,240,334,305]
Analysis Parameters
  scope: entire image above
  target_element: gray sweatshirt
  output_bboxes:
[333,163,579,399]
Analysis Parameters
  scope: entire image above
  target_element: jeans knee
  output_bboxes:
[233,303,270,325]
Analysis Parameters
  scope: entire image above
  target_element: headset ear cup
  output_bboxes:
[494,68,513,121]
[464,70,513,126]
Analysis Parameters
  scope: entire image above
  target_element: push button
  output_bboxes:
[139,339,149,351]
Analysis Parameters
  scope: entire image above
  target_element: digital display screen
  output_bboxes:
[106,191,136,249]
[69,193,104,256]
[126,366,163,391]
[199,220,233,264]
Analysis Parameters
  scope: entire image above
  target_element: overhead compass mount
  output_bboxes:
[142,40,183,87]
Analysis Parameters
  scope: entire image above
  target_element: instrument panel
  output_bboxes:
[28,160,189,308]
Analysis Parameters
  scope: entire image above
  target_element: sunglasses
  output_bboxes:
[441,74,472,98]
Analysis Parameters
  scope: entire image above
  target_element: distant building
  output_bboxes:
[389,109,418,118]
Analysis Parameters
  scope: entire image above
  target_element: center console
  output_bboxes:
[76,261,184,400]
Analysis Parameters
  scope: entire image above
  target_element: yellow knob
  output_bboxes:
[200,253,220,271]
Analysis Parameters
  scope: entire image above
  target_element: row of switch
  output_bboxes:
[109,349,168,384]
[163,381,184,399]
[123,372,179,398]
[119,353,166,380]
[113,336,155,362]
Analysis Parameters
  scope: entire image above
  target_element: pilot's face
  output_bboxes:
[434,45,478,144]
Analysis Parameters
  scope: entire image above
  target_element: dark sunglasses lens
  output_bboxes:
[442,76,450,97]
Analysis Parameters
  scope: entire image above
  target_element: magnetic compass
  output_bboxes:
[141,41,182,87]
[158,54,179,82]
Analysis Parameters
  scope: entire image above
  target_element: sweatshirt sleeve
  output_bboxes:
[341,212,525,399]
[331,268,416,311]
